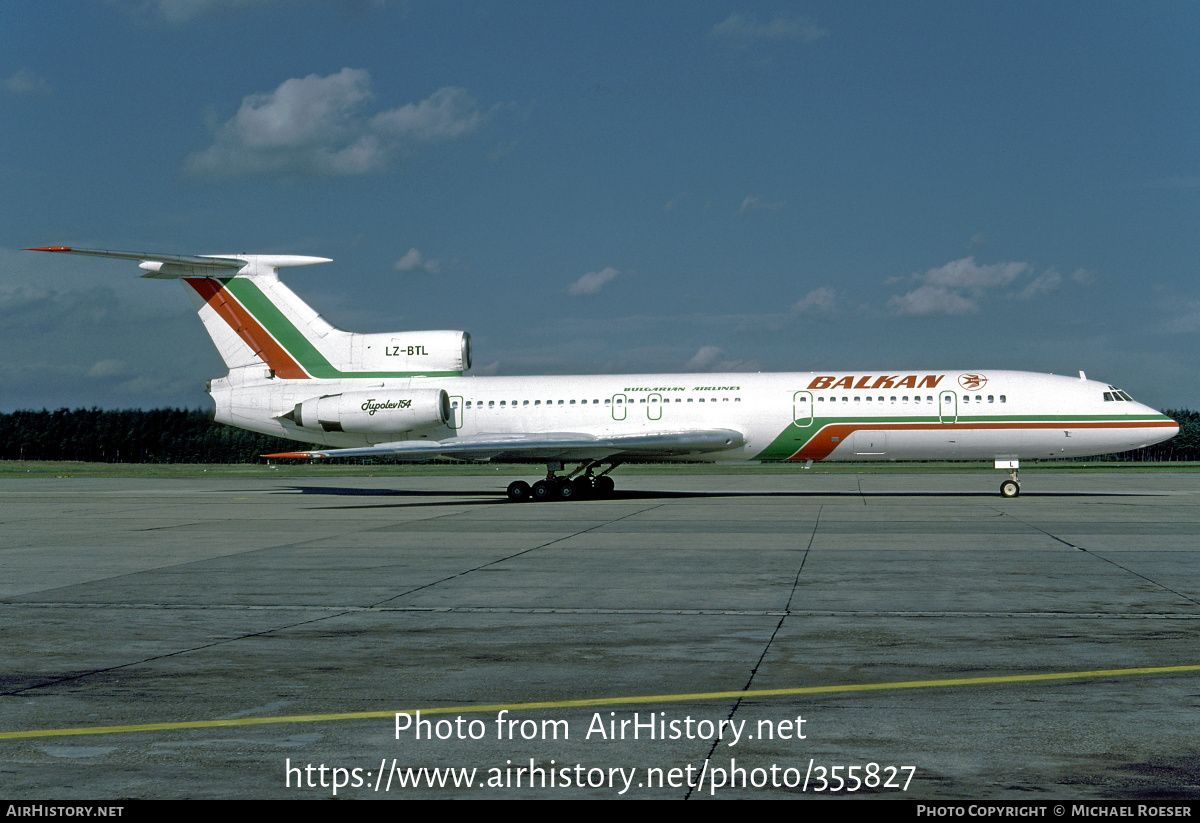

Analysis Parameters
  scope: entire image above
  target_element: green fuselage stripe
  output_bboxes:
[220,278,462,379]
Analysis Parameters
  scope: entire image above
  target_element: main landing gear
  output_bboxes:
[506,461,620,502]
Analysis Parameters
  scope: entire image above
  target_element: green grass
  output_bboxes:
[1,459,1197,479]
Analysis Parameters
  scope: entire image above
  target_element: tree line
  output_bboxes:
[0,407,1196,464]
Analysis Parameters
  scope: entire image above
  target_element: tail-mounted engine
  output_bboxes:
[286,389,451,434]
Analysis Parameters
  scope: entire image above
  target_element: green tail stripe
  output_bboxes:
[221,278,463,379]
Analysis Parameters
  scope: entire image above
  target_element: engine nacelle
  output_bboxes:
[290,389,450,434]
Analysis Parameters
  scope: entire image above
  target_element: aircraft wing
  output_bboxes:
[265,428,745,463]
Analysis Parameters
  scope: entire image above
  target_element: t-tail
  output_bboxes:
[25,247,472,379]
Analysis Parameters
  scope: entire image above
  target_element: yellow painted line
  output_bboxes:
[3,664,1197,741]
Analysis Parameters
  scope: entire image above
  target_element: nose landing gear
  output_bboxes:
[996,458,1021,498]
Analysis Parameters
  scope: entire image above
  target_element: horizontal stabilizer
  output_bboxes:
[26,247,332,279]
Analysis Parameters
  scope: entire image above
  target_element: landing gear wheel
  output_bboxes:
[1000,479,1020,498]
[557,480,576,500]
[506,480,532,502]
[570,477,593,498]
[593,475,615,497]
[532,480,555,501]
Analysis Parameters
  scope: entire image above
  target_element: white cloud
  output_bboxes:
[685,345,724,371]
[126,0,272,24]
[684,345,759,372]
[711,12,828,47]
[185,69,490,179]
[887,257,1030,316]
[393,248,441,275]
[739,195,785,214]
[568,267,619,296]
[792,287,836,318]
[371,87,487,142]
[1015,268,1062,300]
[3,69,52,97]
[887,284,979,316]
[87,359,127,378]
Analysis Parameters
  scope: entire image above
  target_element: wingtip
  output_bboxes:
[25,246,72,252]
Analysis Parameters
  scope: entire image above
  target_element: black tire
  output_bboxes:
[594,475,615,496]
[1000,480,1020,498]
[570,477,593,498]
[557,480,576,500]
[532,480,554,501]
[507,480,532,502]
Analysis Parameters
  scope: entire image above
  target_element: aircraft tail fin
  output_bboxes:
[27,247,335,378]
[26,247,470,380]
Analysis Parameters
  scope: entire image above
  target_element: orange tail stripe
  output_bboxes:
[186,278,308,379]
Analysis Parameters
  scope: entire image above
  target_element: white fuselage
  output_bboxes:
[209,368,1176,463]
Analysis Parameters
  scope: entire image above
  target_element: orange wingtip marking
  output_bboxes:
[263,452,321,459]
[25,246,73,252]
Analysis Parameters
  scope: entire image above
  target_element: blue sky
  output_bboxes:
[1,1,1197,411]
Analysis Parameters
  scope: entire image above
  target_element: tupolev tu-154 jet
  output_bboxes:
[28,247,1178,500]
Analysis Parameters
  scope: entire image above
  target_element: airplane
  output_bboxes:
[28,246,1179,500]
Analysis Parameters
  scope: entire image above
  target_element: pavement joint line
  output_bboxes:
[3,663,1197,741]
[4,603,1200,618]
